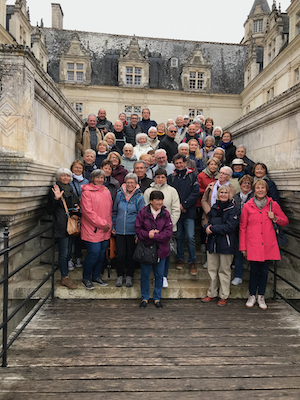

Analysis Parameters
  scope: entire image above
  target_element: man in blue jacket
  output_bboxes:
[137,108,157,133]
[168,154,199,275]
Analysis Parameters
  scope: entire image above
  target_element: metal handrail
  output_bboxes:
[269,232,300,313]
[1,225,56,367]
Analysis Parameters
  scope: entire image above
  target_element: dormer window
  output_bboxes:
[253,19,263,33]
[171,57,178,67]
[189,72,204,90]
[67,62,84,82]
[125,67,142,86]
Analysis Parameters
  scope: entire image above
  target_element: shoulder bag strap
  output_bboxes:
[60,195,70,217]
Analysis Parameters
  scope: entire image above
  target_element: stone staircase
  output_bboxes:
[8,251,282,300]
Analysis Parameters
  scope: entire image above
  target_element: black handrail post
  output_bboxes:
[2,227,9,367]
[51,226,55,301]
[273,260,277,301]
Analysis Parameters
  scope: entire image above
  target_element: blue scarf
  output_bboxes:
[232,171,245,179]
[221,140,232,149]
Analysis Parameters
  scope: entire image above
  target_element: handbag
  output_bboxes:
[269,202,288,247]
[61,196,81,237]
[133,217,158,265]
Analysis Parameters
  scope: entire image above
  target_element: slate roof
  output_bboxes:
[43,29,248,95]
[249,0,271,15]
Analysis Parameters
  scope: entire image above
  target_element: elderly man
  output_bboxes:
[183,115,190,128]
[133,160,153,193]
[76,114,104,155]
[182,124,203,147]
[175,115,187,144]
[152,149,175,176]
[168,154,199,276]
[158,125,178,163]
[96,109,114,133]
[137,108,157,133]
[113,120,126,153]
[124,114,143,145]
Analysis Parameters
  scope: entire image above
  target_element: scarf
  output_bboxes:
[203,166,218,179]
[211,180,230,207]
[97,151,107,156]
[232,171,245,179]
[221,140,232,149]
[121,183,140,202]
[240,190,252,209]
[254,175,267,181]
[254,196,267,210]
[150,205,161,219]
[157,131,165,137]
[56,181,78,206]
[72,173,84,182]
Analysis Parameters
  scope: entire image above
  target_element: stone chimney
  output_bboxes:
[51,3,63,29]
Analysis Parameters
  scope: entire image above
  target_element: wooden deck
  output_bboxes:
[1,299,300,399]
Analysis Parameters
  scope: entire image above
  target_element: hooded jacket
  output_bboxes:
[80,183,112,243]
[113,185,145,235]
[76,126,104,155]
[135,204,173,260]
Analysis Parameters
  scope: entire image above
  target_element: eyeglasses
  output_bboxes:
[169,130,177,133]
[219,172,228,176]
[156,157,166,160]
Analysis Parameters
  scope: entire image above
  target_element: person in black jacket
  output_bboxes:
[137,108,157,133]
[47,168,79,290]
[253,162,280,204]
[158,125,178,163]
[100,160,120,203]
[235,145,255,176]
[124,114,143,145]
[96,109,113,133]
[168,154,199,276]
[202,185,239,307]
[133,160,153,193]
[221,131,236,166]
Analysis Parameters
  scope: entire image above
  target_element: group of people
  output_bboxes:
[48,108,288,309]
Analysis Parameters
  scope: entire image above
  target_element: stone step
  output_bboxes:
[9,275,293,301]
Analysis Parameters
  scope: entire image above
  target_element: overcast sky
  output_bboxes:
[9,0,291,43]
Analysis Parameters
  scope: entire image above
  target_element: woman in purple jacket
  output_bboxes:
[135,191,173,309]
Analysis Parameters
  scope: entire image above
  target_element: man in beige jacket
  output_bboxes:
[76,114,104,156]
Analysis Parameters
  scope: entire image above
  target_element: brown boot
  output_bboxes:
[61,276,77,289]
[189,261,197,276]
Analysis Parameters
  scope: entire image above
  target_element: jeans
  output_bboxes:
[249,261,270,296]
[177,218,196,263]
[140,258,166,301]
[83,240,109,281]
[57,237,72,278]
[164,256,170,278]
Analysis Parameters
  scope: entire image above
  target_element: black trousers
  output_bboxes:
[115,234,137,277]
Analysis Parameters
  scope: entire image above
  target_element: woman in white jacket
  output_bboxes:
[144,168,181,288]
[133,133,153,159]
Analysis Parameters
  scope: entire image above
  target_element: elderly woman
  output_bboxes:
[119,112,128,127]
[135,190,173,308]
[106,151,128,185]
[253,162,280,204]
[240,179,288,309]
[231,174,254,286]
[68,160,89,270]
[101,160,120,203]
[139,153,154,179]
[80,169,112,290]
[212,126,223,147]
[235,145,255,176]
[133,133,153,159]
[205,117,214,136]
[47,168,79,289]
[230,159,246,193]
[148,126,160,150]
[95,140,109,168]
[157,122,166,141]
[196,157,220,252]
[178,143,197,171]
[144,168,181,288]
[112,173,145,288]
[188,139,204,173]
[213,147,226,169]
[200,136,216,167]
[121,143,137,171]
[201,166,236,227]
[104,132,121,155]
[202,186,239,306]
[221,131,236,166]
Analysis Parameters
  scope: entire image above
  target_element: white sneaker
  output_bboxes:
[246,295,256,308]
[163,277,168,288]
[231,277,242,286]
[203,261,208,269]
[257,295,267,310]
[75,258,82,268]
[200,244,206,253]
[68,260,74,271]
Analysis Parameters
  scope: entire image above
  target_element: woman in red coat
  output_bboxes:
[239,179,288,310]
[197,157,220,252]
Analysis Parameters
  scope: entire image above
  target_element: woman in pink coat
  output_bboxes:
[81,169,113,290]
[239,179,288,310]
